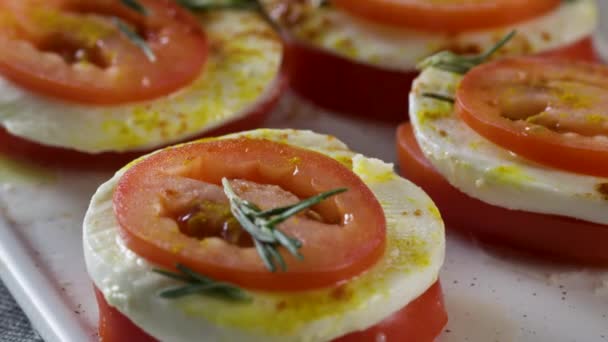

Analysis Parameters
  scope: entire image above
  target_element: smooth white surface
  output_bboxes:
[0,92,607,342]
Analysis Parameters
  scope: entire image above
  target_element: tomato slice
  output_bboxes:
[94,282,447,342]
[397,123,608,264]
[0,0,207,104]
[331,0,560,33]
[456,57,608,177]
[113,138,386,291]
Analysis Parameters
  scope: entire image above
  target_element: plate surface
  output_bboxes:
[1,93,607,342]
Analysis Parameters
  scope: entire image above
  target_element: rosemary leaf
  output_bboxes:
[222,178,346,272]
[177,0,258,11]
[159,283,248,301]
[113,18,156,63]
[421,92,455,104]
[120,0,149,15]
[176,264,214,283]
[265,188,347,226]
[417,30,516,74]
[254,239,276,272]
[154,264,250,301]
[153,269,195,283]
[265,243,287,272]
[273,229,303,259]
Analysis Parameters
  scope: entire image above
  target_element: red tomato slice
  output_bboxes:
[332,0,560,32]
[456,57,608,177]
[0,0,207,104]
[113,138,386,291]
[94,282,447,342]
[285,36,597,122]
[397,123,608,265]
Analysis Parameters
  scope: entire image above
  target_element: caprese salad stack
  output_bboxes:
[0,0,284,167]
[84,129,447,341]
[260,0,598,121]
[398,42,608,264]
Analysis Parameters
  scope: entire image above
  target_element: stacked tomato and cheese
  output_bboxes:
[260,0,598,120]
[0,0,283,167]
[84,129,446,341]
[398,57,608,264]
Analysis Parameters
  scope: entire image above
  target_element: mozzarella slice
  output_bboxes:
[0,10,282,153]
[410,67,608,225]
[261,0,596,71]
[83,129,445,342]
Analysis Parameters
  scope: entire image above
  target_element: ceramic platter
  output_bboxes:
[1,90,607,342]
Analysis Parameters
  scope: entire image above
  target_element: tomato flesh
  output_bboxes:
[94,282,447,342]
[397,123,608,265]
[113,138,386,291]
[285,36,597,122]
[0,0,207,104]
[456,57,608,177]
[332,0,560,33]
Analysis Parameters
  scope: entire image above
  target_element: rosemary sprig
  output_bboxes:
[154,264,251,301]
[120,0,149,16]
[222,178,347,272]
[177,0,259,11]
[417,30,516,74]
[421,92,455,103]
[113,18,157,62]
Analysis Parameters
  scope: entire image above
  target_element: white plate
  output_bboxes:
[1,92,607,342]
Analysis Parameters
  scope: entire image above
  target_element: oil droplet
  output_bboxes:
[375,333,387,342]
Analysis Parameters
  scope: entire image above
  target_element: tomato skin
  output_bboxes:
[113,136,386,292]
[0,73,285,170]
[94,287,155,342]
[94,282,446,342]
[284,36,597,122]
[283,35,418,122]
[0,0,208,105]
[397,123,608,265]
[456,57,608,177]
[332,0,560,33]
[334,282,447,342]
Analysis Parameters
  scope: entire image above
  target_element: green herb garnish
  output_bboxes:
[177,0,259,11]
[417,30,516,74]
[421,92,455,103]
[120,0,149,15]
[222,177,347,272]
[113,18,156,62]
[154,264,250,301]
